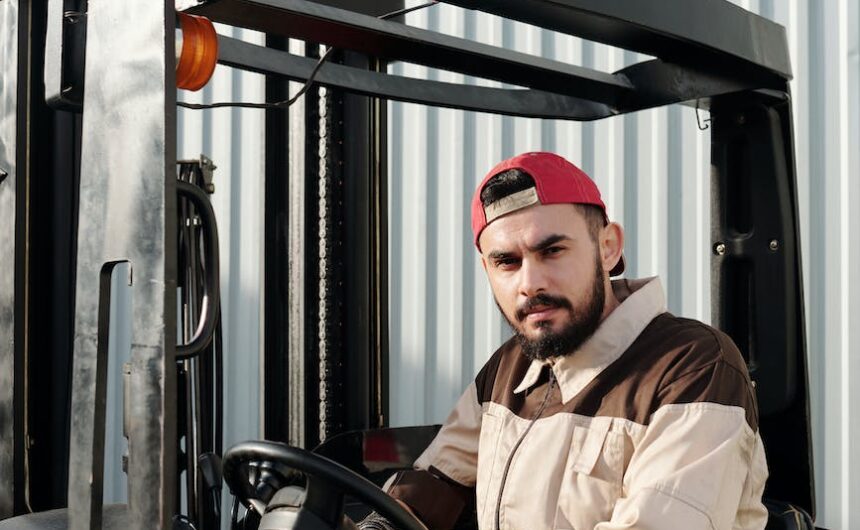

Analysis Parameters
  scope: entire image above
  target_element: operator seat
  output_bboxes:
[764,499,816,530]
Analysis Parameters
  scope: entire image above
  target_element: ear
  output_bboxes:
[599,222,624,273]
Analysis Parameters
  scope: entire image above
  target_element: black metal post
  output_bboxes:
[263,34,293,445]
[24,0,83,511]
[339,52,389,433]
[710,91,814,516]
[267,0,401,448]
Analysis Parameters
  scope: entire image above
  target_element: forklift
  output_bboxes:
[0,0,820,528]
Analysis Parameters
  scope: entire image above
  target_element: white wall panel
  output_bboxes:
[176,24,266,459]
[388,2,860,528]
[388,4,713,430]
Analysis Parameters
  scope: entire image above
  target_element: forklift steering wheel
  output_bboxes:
[223,441,426,530]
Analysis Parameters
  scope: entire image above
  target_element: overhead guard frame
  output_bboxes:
[181,0,791,120]
[191,0,810,516]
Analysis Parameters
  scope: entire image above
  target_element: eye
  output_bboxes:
[494,257,520,269]
[542,246,564,256]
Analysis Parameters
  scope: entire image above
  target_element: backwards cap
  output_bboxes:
[471,151,624,276]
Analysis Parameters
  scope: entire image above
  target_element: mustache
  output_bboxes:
[515,293,573,322]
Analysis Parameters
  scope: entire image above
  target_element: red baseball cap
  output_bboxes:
[471,152,625,276]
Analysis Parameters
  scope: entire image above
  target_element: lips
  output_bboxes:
[515,294,572,323]
[522,305,559,321]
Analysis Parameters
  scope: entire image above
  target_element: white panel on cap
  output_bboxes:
[484,187,540,223]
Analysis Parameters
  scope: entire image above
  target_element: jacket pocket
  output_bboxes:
[476,411,503,527]
[554,420,625,529]
[572,420,624,485]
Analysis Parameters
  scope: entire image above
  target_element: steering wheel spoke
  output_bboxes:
[223,441,425,530]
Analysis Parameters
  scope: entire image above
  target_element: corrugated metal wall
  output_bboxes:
[387,6,712,427]
[176,26,267,458]
[155,2,859,528]
[387,2,860,528]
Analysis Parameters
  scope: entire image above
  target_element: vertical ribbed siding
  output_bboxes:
[387,3,860,528]
[176,24,267,457]
[93,4,859,528]
[799,2,860,528]
[844,3,860,527]
[388,3,712,427]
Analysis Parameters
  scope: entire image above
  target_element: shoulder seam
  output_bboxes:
[654,323,760,431]
[701,325,760,430]
[659,359,721,390]
[657,323,748,390]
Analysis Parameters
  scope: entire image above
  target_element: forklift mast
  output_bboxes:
[0,0,814,528]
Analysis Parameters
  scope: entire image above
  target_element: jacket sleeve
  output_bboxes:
[385,382,482,530]
[595,359,769,530]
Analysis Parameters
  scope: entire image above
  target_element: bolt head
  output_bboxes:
[769,239,779,251]
[714,242,727,256]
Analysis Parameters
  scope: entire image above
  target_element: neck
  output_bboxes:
[599,277,620,322]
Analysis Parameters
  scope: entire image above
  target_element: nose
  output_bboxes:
[518,258,548,298]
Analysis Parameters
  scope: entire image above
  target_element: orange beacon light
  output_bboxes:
[176,13,218,91]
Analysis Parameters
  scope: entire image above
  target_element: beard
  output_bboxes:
[501,253,606,361]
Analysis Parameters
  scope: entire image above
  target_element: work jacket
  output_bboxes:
[386,277,768,530]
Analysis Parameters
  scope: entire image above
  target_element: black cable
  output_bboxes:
[176,162,226,527]
[377,1,440,20]
[214,313,223,455]
[177,1,439,111]
[494,369,556,530]
[178,46,335,111]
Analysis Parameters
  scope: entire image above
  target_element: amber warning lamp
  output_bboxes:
[176,13,218,91]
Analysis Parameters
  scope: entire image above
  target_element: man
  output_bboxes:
[362,152,768,530]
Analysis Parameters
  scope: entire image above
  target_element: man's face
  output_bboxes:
[479,203,607,360]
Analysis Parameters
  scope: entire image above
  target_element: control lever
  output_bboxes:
[198,452,223,518]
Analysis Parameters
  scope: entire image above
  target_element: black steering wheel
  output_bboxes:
[223,441,426,530]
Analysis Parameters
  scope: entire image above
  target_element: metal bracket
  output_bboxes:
[696,99,711,130]
[178,155,217,193]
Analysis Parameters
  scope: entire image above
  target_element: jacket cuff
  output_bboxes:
[386,469,471,530]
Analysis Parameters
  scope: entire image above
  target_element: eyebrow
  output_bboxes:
[487,233,571,261]
[527,233,570,252]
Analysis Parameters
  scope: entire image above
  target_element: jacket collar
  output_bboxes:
[512,276,667,403]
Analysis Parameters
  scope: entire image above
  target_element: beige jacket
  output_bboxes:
[386,278,768,530]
